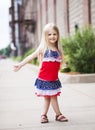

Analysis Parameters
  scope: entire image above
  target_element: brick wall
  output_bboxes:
[69,0,84,34]
[47,0,55,23]
[91,0,95,27]
[37,0,56,43]
[24,0,95,49]
[37,0,69,38]
[37,0,42,44]
[41,0,47,27]
[56,0,65,37]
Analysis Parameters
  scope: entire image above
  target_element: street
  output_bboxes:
[0,59,95,130]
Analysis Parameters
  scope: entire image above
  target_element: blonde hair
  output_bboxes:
[37,23,64,66]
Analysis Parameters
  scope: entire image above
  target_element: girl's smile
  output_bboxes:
[47,29,58,44]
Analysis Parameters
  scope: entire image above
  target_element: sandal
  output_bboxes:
[41,115,49,123]
[55,114,68,122]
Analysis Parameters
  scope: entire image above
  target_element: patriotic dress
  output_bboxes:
[34,49,62,97]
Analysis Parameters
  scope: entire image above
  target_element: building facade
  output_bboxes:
[9,0,95,56]
[9,0,37,56]
[37,0,95,41]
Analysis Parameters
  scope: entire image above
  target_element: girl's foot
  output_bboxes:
[55,114,68,122]
[41,115,49,123]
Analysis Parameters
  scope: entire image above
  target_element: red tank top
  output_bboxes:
[38,49,62,81]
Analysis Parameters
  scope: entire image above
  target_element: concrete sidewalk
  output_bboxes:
[0,59,95,130]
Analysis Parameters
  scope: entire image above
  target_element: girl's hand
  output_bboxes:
[13,63,22,72]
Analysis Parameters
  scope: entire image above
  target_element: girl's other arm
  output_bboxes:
[13,49,38,72]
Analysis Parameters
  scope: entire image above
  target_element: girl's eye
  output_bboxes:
[48,33,57,36]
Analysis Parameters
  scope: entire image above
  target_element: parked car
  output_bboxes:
[0,55,6,59]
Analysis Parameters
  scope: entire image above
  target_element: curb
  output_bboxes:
[59,73,95,83]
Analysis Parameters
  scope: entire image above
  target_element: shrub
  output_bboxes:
[61,26,95,73]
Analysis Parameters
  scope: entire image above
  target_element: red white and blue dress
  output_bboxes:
[35,49,62,97]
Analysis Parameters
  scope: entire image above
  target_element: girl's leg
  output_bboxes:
[42,97,51,115]
[51,96,68,122]
[51,96,61,115]
[41,97,50,123]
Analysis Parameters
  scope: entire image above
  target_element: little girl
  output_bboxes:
[13,23,68,123]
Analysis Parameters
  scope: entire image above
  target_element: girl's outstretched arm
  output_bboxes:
[13,49,39,72]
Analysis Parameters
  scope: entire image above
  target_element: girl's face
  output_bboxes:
[47,29,58,45]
